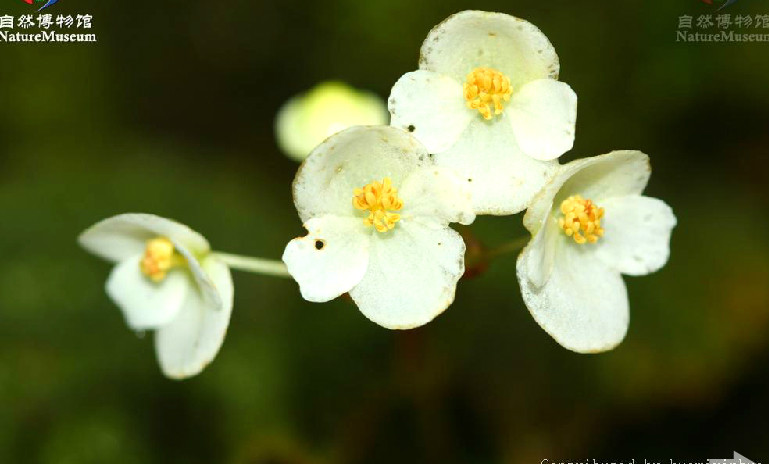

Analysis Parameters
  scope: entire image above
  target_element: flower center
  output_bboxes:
[557,195,605,244]
[463,67,513,120]
[352,177,404,233]
[140,237,184,282]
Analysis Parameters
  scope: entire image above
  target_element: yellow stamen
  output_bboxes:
[463,67,513,120]
[140,237,184,282]
[557,195,605,245]
[352,177,404,233]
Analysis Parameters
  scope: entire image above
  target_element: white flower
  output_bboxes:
[79,214,234,379]
[388,10,577,215]
[516,151,676,353]
[275,81,389,161]
[282,125,475,329]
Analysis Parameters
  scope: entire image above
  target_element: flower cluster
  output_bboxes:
[80,10,676,378]
[284,11,675,350]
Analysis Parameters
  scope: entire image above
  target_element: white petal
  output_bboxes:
[517,244,629,353]
[419,11,560,88]
[508,79,577,161]
[594,196,676,276]
[155,257,234,379]
[519,216,560,288]
[349,221,465,329]
[388,70,473,154]
[283,216,370,302]
[399,166,476,226]
[275,81,389,161]
[435,118,558,215]
[524,151,651,234]
[79,213,210,262]
[105,255,189,330]
[173,240,222,312]
[293,126,431,223]
[274,96,306,159]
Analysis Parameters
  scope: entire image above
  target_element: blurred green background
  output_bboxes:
[1,0,768,463]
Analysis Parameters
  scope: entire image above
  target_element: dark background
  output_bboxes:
[1,0,768,463]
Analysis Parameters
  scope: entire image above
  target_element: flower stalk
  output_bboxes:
[212,252,291,278]
[481,236,529,262]
[463,232,529,279]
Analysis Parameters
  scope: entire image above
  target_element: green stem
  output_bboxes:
[482,236,529,261]
[462,233,529,279]
[211,252,291,278]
